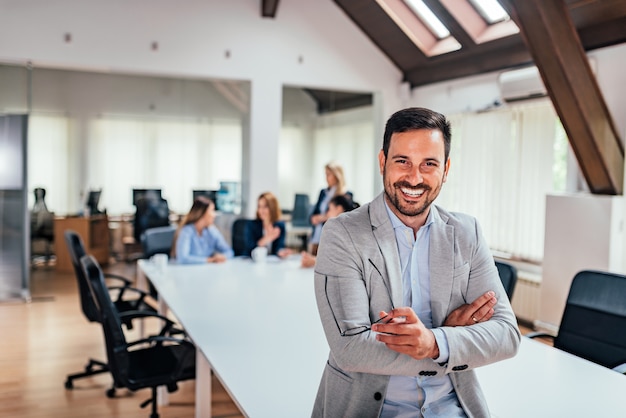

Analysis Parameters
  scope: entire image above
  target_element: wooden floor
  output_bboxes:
[0,259,244,418]
[1,258,543,418]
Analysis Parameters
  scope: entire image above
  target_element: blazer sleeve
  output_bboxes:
[270,221,286,255]
[437,217,521,373]
[243,220,260,257]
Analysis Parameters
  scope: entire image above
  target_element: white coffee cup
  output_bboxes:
[251,246,268,263]
[151,253,168,271]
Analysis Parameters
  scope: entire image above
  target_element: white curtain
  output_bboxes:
[437,101,559,262]
[311,109,375,206]
[27,114,72,214]
[88,116,242,214]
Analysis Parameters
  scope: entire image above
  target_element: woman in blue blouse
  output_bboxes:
[172,196,234,264]
[244,191,287,257]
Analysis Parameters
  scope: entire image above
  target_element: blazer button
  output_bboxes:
[452,365,468,371]
[374,392,382,401]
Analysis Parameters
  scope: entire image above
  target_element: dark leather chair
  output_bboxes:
[291,193,311,227]
[527,270,626,373]
[495,260,518,301]
[63,230,157,390]
[133,196,170,243]
[140,225,176,298]
[81,255,196,418]
[140,225,176,259]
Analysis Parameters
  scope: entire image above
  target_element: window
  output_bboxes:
[469,0,509,24]
[404,0,450,39]
[438,101,565,262]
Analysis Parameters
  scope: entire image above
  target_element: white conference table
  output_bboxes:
[137,256,328,417]
[477,336,626,418]
[138,257,626,418]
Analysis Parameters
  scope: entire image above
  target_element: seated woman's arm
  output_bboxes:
[209,226,234,259]
[175,227,210,264]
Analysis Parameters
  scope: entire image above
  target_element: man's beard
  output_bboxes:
[383,169,441,218]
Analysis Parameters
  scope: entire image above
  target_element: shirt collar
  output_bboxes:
[384,198,435,231]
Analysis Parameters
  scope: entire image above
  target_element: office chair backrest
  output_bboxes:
[495,260,518,301]
[133,196,170,242]
[231,218,253,257]
[291,193,311,227]
[80,255,130,386]
[141,225,176,259]
[555,270,626,369]
[65,230,100,322]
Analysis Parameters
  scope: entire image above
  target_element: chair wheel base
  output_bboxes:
[64,380,73,389]
[106,388,116,398]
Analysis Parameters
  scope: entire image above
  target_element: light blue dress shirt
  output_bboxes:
[380,202,466,418]
[175,223,234,264]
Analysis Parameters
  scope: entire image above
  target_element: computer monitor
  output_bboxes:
[85,189,102,215]
[132,188,162,206]
[192,190,218,209]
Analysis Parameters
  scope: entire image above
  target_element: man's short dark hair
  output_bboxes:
[382,107,451,161]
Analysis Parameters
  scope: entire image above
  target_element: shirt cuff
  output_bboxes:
[431,328,450,363]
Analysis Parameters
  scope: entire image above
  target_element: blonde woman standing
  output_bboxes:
[309,161,351,255]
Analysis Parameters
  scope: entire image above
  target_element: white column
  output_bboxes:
[241,78,282,218]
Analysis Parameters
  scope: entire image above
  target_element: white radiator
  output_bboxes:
[510,273,541,323]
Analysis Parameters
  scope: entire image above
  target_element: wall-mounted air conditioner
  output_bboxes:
[498,66,546,103]
[498,58,597,103]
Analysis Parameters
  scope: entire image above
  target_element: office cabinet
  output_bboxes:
[54,215,110,273]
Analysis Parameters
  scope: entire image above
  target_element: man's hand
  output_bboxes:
[443,291,497,327]
[372,307,440,360]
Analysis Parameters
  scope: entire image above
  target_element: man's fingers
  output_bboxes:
[469,291,495,310]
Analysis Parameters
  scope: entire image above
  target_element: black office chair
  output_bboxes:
[291,193,312,227]
[64,230,157,390]
[140,225,177,259]
[495,260,518,301]
[81,255,196,418]
[527,270,626,373]
[231,218,253,257]
[140,225,176,298]
[134,196,171,243]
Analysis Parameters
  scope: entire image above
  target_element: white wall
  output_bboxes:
[0,0,404,216]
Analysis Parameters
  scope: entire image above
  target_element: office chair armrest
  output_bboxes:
[103,273,133,287]
[127,335,194,348]
[107,285,149,303]
[612,363,626,374]
[118,310,184,336]
[525,332,555,340]
[118,310,175,327]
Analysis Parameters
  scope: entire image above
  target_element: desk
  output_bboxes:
[137,257,328,417]
[54,215,109,272]
[477,337,626,417]
[138,259,626,418]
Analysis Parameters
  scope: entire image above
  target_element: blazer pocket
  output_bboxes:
[325,360,353,384]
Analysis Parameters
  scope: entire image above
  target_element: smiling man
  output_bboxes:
[312,107,520,418]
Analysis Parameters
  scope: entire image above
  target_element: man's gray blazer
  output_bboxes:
[312,193,520,418]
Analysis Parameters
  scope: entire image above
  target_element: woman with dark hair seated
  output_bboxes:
[172,196,234,264]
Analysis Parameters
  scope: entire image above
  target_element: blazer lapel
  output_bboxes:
[429,207,455,327]
[369,194,404,308]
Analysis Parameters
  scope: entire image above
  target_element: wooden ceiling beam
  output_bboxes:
[261,0,280,18]
[501,0,623,195]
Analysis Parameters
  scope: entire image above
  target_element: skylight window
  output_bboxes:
[469,0,509,24]
[404,0,450,39]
